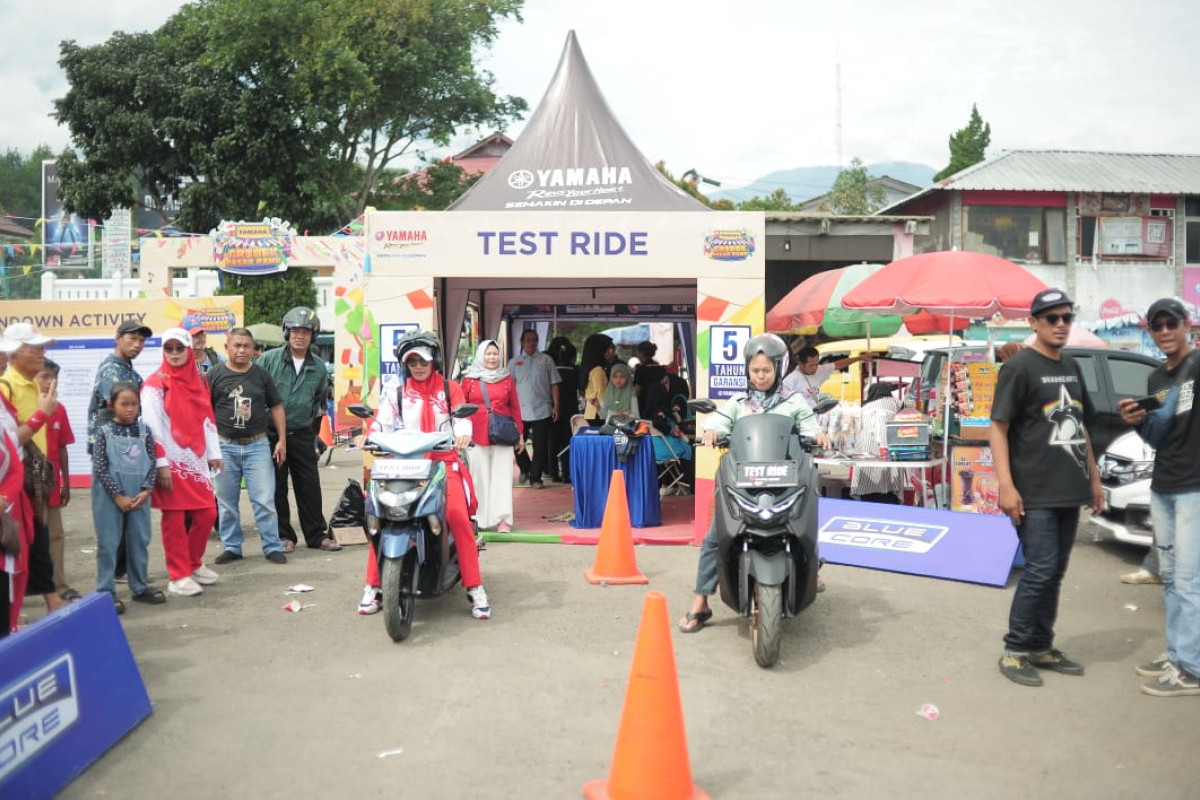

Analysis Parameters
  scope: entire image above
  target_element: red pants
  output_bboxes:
[161,507,218,580]
[365,461,481,590]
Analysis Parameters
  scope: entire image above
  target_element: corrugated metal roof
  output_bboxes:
[879,149,1200,213]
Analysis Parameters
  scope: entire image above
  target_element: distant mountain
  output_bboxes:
[709,161,937,205]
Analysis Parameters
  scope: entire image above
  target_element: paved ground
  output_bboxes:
[27,445,1195,799]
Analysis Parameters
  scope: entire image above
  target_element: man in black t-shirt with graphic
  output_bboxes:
[208,328,289,565]
[1119,298,1200,697]
[990,288,1103,687]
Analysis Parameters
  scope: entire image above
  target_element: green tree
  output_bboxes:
[0,145,55,219]
[934,104,991,182]
[53,0,527,234]
[737,187,797,212]
[375,160,482,211]
[825,157,887,215]
[215,267,318,327]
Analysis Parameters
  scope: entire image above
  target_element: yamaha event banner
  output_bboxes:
[817,498,1018,586]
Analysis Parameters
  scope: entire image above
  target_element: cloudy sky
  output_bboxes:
[5,0,1200,199]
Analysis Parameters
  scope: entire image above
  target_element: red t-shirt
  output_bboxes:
[44,405,75,507]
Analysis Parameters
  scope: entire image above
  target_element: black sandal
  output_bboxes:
[132,587,167,605]
[113,598,126,615]
[678,609,713,634]
[60,587,83,603]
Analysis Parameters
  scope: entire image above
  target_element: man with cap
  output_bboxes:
[257,307,340,553]
[0,323,66,617]
[990,288,1103,687]
[87,319,152,580]
[1119,298,1200,697]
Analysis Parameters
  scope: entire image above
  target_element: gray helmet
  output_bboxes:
[282,306,320,338]
[744,333,789,392]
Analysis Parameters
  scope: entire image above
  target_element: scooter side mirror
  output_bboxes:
[812,397,839,415]
[451,403,479,419]
[688,398,717,415]
[348,403,374,419]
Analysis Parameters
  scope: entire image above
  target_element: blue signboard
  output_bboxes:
[0,593,152,799]
[817,498,1018,586]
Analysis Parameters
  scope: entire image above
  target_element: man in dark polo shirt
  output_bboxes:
[207,328,288,564]
[257,307,339,553]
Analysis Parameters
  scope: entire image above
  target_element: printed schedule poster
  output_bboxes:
[708,324,750,399]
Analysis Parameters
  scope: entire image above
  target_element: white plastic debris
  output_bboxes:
[916,703,940,721]
[282,600,317,613]
[377,748,404,759]
[286,584,315,594]
[1123,603,1139,612]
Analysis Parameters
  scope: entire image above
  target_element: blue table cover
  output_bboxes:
[570,431,661,528]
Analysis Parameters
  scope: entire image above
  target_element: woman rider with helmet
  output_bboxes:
[677,333,831,633]
[356,332,491,620]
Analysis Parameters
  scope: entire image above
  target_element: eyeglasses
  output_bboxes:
[406,357,430,366]
[1039,312,1075,326]
[163,344,187,353]
[1149,318,1182,332]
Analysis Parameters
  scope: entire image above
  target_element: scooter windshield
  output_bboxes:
[369,429,453,457]
[727,413,796,464]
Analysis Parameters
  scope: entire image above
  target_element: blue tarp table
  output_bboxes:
[569,431,661,528]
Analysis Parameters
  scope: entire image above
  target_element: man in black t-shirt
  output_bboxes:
[208,328,289,565]
[1119,297,1200,697]
[990,288,1103,687]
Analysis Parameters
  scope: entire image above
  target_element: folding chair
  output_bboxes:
[650,428,693,496]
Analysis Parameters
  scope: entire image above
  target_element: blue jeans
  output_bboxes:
[1150,489,1200,676]
[92,488,151,597]
[693,521,720,596]
[215,438,282,556]
[1004,507,1079,654]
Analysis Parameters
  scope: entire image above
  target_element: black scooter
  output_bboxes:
[690,397,834,667]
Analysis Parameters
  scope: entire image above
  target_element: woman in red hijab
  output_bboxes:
[140,328,223,597]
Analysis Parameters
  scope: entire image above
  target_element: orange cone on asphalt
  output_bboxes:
[583,591,709,800]
[318,415,335,448]
[584,470,647,585]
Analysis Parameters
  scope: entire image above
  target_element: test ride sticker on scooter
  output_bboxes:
[816,497,1018,586]
[0,655,79,780]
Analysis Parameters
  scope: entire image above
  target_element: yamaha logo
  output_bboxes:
[507,170,535,189]
[819,516,948,554]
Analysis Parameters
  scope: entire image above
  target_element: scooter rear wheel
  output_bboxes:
[382,553,417,642]
[751,582,783,668]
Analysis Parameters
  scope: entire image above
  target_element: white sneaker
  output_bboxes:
[1120,568,1162,585]
[468,585,491,620]
[167,576,203,597]
[358,585,382,615]
[192,565,219,585]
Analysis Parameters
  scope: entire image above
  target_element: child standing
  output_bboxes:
[92,381,163,612]
[37,359,80,603]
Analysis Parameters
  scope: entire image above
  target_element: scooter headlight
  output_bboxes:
[375,480,426,520]
[726,486,804,523]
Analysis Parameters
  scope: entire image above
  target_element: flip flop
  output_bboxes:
[316,538,342,552]
[678,609,713,634]
[281,540,297,554]
[59,587,83,603]
[113,598,126,615]
[132,587,167,605]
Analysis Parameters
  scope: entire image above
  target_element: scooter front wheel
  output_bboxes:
[751,582,783,668]
[382,552,417,642]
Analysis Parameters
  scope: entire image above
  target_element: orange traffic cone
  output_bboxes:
[318,415,335,448]
[583,591,709,800]
[584,470,647,585]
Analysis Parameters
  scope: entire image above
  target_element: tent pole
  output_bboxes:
[941,311,956,505]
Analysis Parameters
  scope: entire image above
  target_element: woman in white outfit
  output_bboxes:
[461,340,524,533]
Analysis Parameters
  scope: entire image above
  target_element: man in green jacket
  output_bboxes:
[258,307,341,553]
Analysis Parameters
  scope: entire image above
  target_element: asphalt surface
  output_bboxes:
[31,445,1196,800]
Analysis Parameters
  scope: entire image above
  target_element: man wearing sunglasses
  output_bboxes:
[1119,298,1200,697]
[991,288,1104,687]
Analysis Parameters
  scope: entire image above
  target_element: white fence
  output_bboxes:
[41,269,336,329]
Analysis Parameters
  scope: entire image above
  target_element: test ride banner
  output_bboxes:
[817,498,1018,586]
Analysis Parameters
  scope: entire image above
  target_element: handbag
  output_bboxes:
[478,381,520,446]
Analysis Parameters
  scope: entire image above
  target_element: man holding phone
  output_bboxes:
[1119,298,1200,697]
[990,288,1104,687]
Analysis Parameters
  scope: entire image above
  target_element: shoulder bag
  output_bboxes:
[478,380,520,446]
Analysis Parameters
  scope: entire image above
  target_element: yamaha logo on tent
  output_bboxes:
[819,516,949,554]
[0,655,79,779]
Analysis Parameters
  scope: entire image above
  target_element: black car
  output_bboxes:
[918,346,1160,455]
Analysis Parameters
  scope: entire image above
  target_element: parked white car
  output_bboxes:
[1088,431,1154,548]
